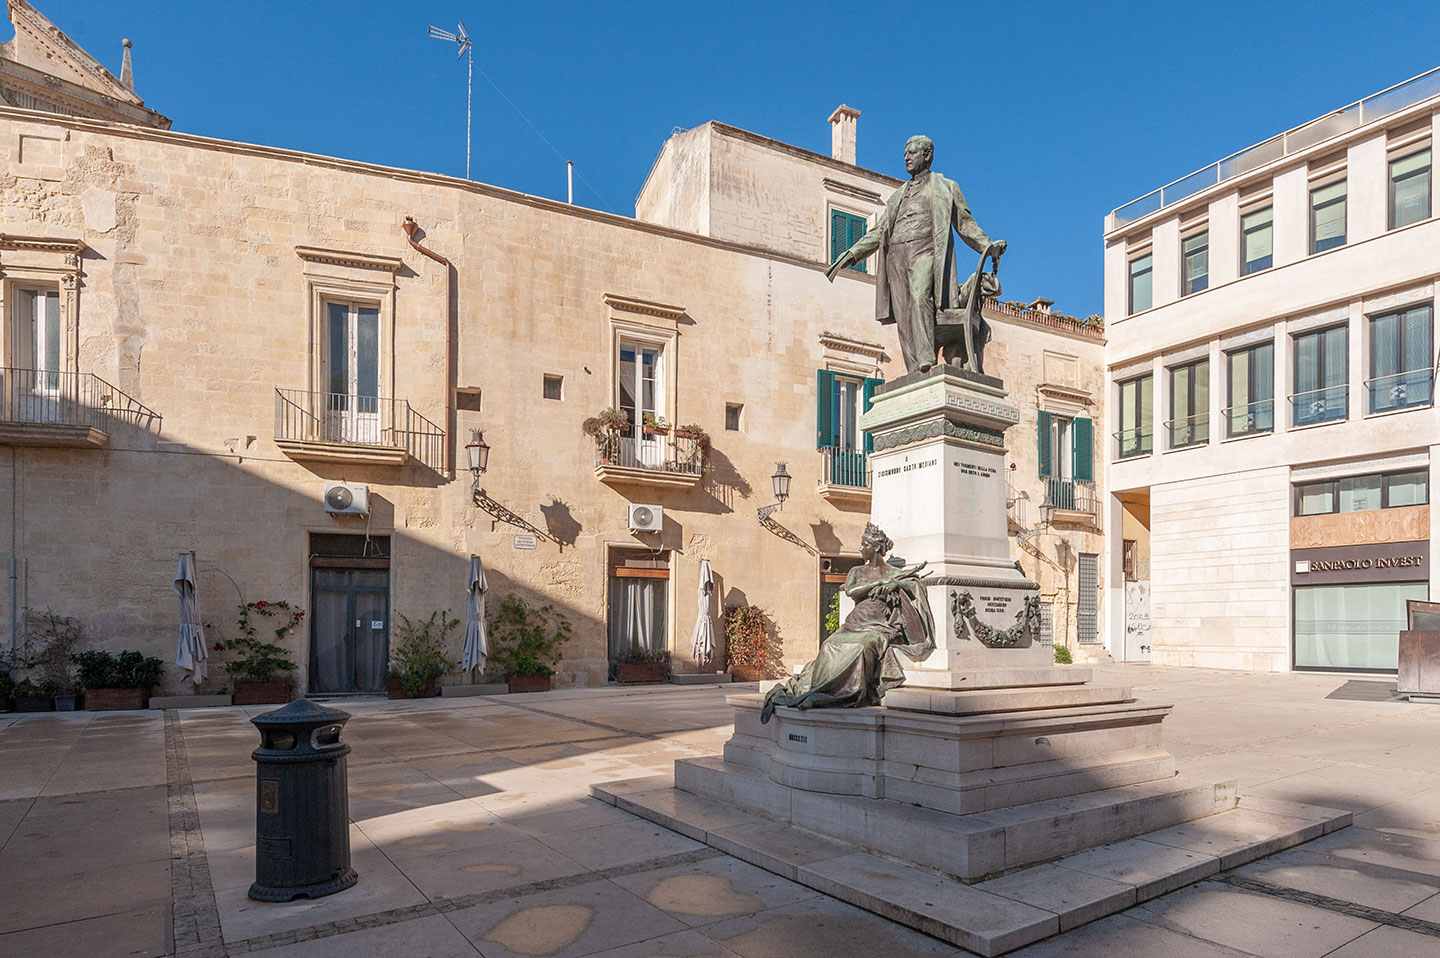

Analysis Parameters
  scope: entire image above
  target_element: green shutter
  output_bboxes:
[862,377,882,452]
[1037,410,1053,478]
[831,210,848,265]
[1073,417,1093,482]
[817,369,837,448]
[848,214,867,274]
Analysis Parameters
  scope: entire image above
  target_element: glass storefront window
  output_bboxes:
[1295,582,1428,671]
[1297,482,1335,516]
[1338,474,1382,512]
[1386,470,1429,507]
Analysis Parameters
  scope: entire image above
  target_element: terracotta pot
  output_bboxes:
[83,687,147,711]
[507,673,552,694]
[616,662,669,684]
[387,676,439,699]
[728,665,766,682]
[232,681,291,706]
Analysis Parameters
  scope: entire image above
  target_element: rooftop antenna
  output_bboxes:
[427,20,473,179]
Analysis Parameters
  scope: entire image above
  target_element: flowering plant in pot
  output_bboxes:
[216,601,301,705]
[72,650,165,710]
[387,610,460,698]
[583,407,630,463]
[488,594,571,693]
[724,605,773,682]
[614,647,670,684]
[641,413,670,437]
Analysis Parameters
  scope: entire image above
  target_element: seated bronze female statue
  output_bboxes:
[762,523,933,723]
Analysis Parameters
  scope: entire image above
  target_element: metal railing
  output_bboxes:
[1165,413,1209,449]
[1366,369,1434,414]
[594,434,703,476]
[1223,398,1275,438]
[1,367,159,432]
[1113,425,1153,460]
[274,388,445,470]
[1044,478,1099,519]
[820,446,868,489]
[1289,384,1348,427]
[1110,65,1440,229]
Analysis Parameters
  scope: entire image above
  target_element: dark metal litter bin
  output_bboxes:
[248,699,358,901]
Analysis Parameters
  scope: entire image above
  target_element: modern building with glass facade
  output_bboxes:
[1101,68,1440,673]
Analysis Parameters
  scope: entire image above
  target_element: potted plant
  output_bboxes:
[72,650,165,709]
[672,423,710,449]
[488,594,572,693]
[583,407,629,463]
[725,605,771,682]
[387,610,460,698]
[14,678,56,712]
[641,413,670,437]
[24,609,84,711]
[615,647,670,684]
[216,600,301,705]
[0,669,14,712]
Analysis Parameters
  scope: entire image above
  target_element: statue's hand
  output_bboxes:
[990,239,1007,259]
[825,251,854,282]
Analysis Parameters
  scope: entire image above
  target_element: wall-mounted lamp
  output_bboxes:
[466,429,490,493]
[756,461,792,521]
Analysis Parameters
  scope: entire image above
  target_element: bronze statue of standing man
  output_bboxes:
[826,135,1006,375]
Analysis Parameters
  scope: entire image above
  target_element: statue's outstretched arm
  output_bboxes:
[948,180,994,256]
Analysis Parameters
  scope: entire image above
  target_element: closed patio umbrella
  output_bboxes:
[691,559,716,668]
[462,555,488,674]
[172,552,206,686]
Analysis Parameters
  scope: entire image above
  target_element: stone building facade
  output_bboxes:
[0,5,1106,694]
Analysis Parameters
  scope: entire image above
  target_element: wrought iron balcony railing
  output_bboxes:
[0,367,158,433]
[274,388,444,470]
[594,434,702,477]
[820,446,869,489]
[1043,478,1099,519]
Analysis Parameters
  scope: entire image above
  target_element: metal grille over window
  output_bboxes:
[1037,602,1055,649]
[1077,554,1100,644]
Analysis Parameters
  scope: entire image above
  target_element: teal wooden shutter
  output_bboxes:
[1073,417,1094,482]
[830,211,848,265]
[848,214,867,274]
[817,370,837,447]
[862,377,882,452]
[1037,410,1053,478]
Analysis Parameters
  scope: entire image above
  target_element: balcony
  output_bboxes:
[1165,413,1209,450]
[1113,425,1154,461]
[1290,384,1348,427]
[1366,369,1433,415]
[1223,398,1275,439]
[1043,478,1100,525]
[274,388,444,470]
[593,434,703,490]
[817,446,870,505]
[0,368,158,448]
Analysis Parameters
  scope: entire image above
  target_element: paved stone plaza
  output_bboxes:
[2,664,1439,957]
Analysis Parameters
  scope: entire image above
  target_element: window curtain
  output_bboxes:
[609,576,668,659]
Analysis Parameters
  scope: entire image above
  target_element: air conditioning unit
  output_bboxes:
[628,503,663,533]
[323,482,370,516]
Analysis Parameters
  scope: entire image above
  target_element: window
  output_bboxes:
[1077,553,1100,643]
[456,388,482,412]
[1292,325,1347,426]
[618,340,665,461]
[817,370,880,486]
[1115,374,1153,458]
[1295,582,1428,671]
[830,209,867,273]
[1368,304,1432,413]
[1225,341,1273,437]
[1182,231,1208,295]
[1128,253,1152,314]
[13,287,61,390]
[725,403,742,431]
[1168,359,1209,448]
[1389,148,1431,229]
[542,375,563,401]
[1038,411,1094,509]
[1243,206,1273,274]
[1122,540,1138,581]
[1294,469,1429,516]
[323,299,380,443]
[1310,180,1347,253]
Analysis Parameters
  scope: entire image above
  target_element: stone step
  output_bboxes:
[901,665,1092,690]
[885,683,1132,715]
[592,775,1350,957]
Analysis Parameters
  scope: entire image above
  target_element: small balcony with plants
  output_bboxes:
[587,409,706,490]
[273,388,444,470]
[0,367,159,448]
[817,445,870,505]
[1043,477,1100,526]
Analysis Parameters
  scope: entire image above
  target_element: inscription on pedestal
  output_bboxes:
[877,457,938,479]
[954,457,996,480]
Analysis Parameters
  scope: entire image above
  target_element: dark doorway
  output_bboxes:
[309,534,390,694]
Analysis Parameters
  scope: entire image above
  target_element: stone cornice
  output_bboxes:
[602,293,686,321]
[819,332,886,360]
[294,246,404,272]
[710,121,903,187]
[822,177,883,204]
[0,234,86,256]
[1036,383,1094,406]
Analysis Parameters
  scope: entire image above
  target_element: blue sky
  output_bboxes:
[17,1,1440,318]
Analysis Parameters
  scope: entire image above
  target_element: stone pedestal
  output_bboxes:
[859,365,1049,679]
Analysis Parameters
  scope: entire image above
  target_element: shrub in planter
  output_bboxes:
[214,601,301,704]
[0,669,14,712]
[72,650,165,709]
[22,609,82,707]
[488,594,571,693]
[14,678,56,712]
[724,605,774,682]
[614,647,670,684]
[387,610,460,698]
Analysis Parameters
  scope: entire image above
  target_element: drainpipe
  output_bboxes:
[401,217,456,479]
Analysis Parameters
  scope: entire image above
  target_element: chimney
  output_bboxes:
[120,38,133,92]
[1027,297,1055,315]
[828,104,860,165]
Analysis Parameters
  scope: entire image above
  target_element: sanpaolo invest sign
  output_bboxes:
[1290,540,1429,585]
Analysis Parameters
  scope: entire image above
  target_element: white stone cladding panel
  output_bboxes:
[1149,467,1291,671]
